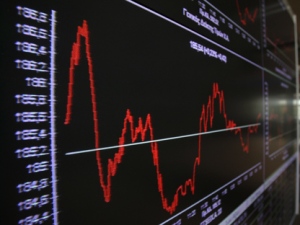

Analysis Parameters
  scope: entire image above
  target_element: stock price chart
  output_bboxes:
[0,0,298,225]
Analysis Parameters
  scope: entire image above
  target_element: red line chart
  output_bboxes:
[235,0,258,26]
[64,20,261,214]
[267,35,295,57]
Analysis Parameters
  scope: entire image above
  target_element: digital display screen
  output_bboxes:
[1,0,298,224]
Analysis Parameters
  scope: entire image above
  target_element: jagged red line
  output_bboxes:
[64,20,260,214]
[235,0,258,26]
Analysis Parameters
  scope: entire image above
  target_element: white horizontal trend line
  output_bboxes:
[65,123,261,155]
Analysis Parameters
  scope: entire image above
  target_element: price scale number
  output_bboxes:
[13,5,54,225]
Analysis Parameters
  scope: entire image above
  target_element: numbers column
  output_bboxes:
[13,6,55,225]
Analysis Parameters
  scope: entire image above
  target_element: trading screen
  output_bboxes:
[0,0,299,224]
